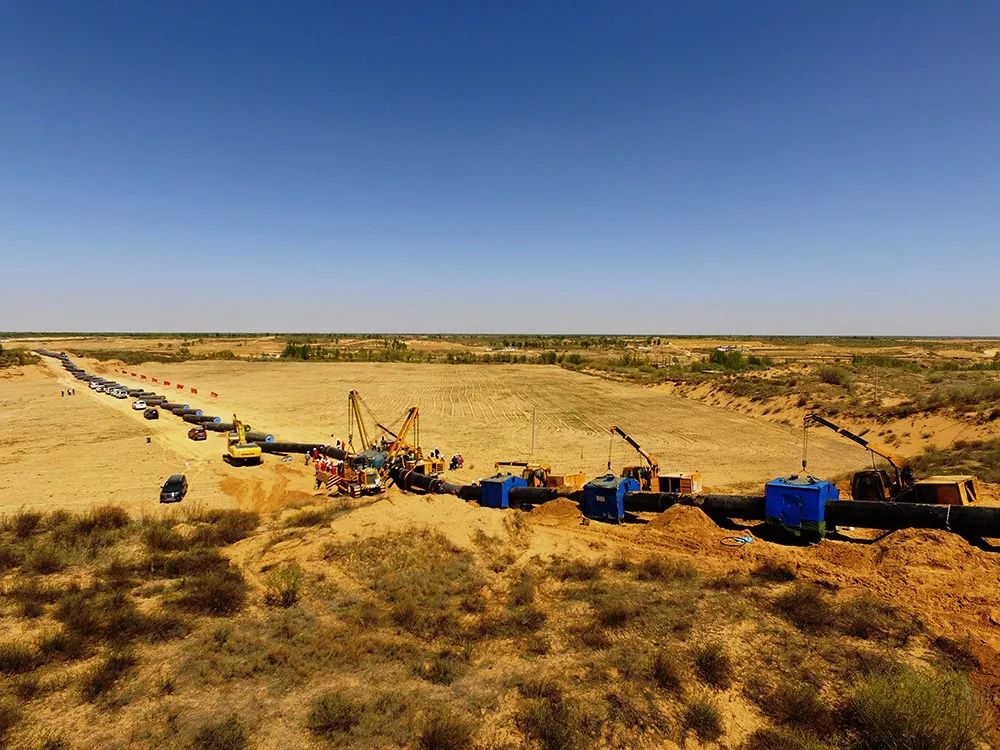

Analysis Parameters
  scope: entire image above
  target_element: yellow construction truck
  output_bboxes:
[805,414,977,504]
[224,414,262,466]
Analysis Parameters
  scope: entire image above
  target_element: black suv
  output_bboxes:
[160,474,188,503]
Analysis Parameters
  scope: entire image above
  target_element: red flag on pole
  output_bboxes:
[152,378,158,383]
[210,391,219,399]
[163,380,170,386]
[141,375,147,380]
[130,372,137,377]
[177,384,183,389]
[191,387,198,394]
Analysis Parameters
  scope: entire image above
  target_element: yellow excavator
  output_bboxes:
[804,413,977,504]
[609,426,659,491]
[224,414,262,466]
[495,460,553,487]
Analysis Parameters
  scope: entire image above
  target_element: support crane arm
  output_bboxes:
[804,413,908,471]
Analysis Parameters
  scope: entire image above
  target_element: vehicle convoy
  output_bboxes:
[224,414,262,466]
[132,400,147,411]
[143,407,159,420]
[804,413,978,504]
[188,426,207,441]
[160,474,188,503]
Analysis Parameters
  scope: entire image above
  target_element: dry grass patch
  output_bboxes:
[418,710,476,750]
[306,692,361,738]
[774,583,836,633]
[264,563,304,608]
[193,715,248,750]
[692,642,733,689]
[683,694,724,742]
[81,649,136,702]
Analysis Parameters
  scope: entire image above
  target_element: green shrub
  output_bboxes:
[81,650,136,701]
[306,693,360,738]
[817,366,851,387]
[845,668,987,750]
[8,577,60,617]
[593,590,642,628]
[683,695,723,741]
[419,711,475,750]
[693,642,733,689]
[193,715,248,750]
[264,563,304,608]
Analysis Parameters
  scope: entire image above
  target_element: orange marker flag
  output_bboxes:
[163,380,170,386]
[141,375,147,380]
[210,391,219,399]
[152,378,158,383]
[191,387,198,394]
[177,383,184,389]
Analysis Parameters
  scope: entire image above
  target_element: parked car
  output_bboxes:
[159,474,188,503]
[112,388,128,399]
[132,400,147,410]
[89,381,101,390]
[93,384,105,393]
[143,407,159,420]
[187,426,207,441]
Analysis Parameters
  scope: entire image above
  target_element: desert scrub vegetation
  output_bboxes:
[0,505,995,749]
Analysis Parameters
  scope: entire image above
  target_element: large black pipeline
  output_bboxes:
[828,500,1000,536]
[245,431,274,443]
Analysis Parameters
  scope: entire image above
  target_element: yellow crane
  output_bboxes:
[609,425,660,491]
[224,413,262,466]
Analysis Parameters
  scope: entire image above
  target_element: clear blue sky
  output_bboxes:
[2,1,998,334]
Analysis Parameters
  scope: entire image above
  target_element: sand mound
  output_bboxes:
[529,498,582,521]
[647,504,729,548]
[873,527,978,569]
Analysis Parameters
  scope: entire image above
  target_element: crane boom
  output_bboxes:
[610,426,658,471]
[348,390,371,452]
[804,413,908,470]
[387,407,419,458]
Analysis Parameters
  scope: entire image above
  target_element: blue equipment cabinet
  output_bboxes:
[479,473,528,509]
[583,474,640,524]
[765,476,840,541]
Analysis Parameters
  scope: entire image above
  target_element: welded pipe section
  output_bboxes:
[627,492,766,518]
[245,432,274,443]
[391,467,479,500]
[259,441,330,455]
[829,500,1000,536]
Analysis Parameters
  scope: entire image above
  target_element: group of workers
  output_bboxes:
[60,388,76,397]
